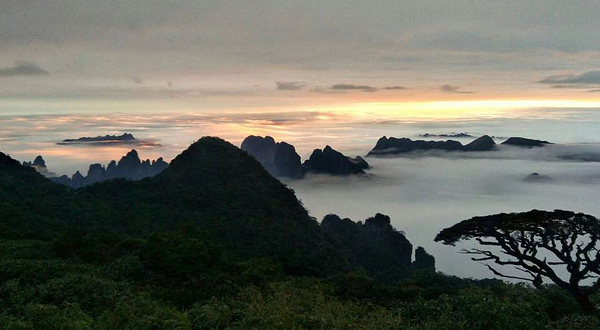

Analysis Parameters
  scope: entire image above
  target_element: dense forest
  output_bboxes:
[0,137,598,329]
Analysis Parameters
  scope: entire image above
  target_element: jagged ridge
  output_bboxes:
[368,135,497,156]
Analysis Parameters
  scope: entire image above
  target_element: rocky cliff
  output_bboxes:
[303,145,370,175]
[321,213,434,281]
[22,155,54,177]
[241,135,304,179]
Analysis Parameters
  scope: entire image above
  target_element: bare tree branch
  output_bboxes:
[435,209,600,315]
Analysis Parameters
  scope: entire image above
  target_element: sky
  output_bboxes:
[2,0,600,115]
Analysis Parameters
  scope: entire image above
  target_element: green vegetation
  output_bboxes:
[1,241,597,329]
[0,138,598,329]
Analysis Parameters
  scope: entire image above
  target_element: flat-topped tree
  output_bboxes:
[435,209,600,315]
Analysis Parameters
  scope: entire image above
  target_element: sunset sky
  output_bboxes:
[2,0,600,117]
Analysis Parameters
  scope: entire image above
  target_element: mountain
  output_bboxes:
[51,149,168,188]
[523,172,553,182]
[135,137,344,275]
[412,246,436,270]
[22,155,54,177]
[0,152,71,239]
[241,135,304,179]
[0,139,331,273]
[501,137,552,148]
[60,133,136,144]
[22,155,46,168]
[420,132,473,138]
[303,146,370,175]
[321,213,433,281]
[366,135,570,156]
[0,137,426,279]
[368,135,497,156]
[242,136,370,177]
[368,137,464,155]
[463,135,497,151]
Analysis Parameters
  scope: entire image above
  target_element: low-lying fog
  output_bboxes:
[286,150,600,280]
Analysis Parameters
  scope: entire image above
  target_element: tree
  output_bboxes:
[435,209,600,315]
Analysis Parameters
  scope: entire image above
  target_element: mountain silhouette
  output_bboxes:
[50,150,168,188]
[241,135,304,179]
[367,135,554,155]
[242,136,370,177]
[501,137,552,148]
[1,137,428,279]
[303,145,370,175]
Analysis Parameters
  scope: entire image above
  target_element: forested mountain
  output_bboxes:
[2,138,357,274]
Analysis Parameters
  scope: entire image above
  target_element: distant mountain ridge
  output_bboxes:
[368,135,497,156]
[420,132,473,138]
[303,146,370,175]
[241,135,370,177]
[367,135,556,156]
[50,150,168,188]
[61,133,136,143]
[501,137,552,148]
[22,155,54,177]
[57,133,160,147]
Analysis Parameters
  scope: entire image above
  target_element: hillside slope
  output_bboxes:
[79,137,346,275]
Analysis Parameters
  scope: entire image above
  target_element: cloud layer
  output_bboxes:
[440,84,473,94]
[383,86,407,90]
[309,83,407,94]
[0,61,49,77]
[276,81,306,90]
[2,0,600,102]
[331,84,378,92]
[290,153,600,281]
[539,71,600,86]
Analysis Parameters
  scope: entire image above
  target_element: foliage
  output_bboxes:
[0,238,598,328]
[436,210,600,314]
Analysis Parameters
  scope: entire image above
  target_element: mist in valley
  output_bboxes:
[287,149,600,280]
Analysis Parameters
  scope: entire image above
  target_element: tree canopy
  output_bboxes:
[436,209,600,314]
